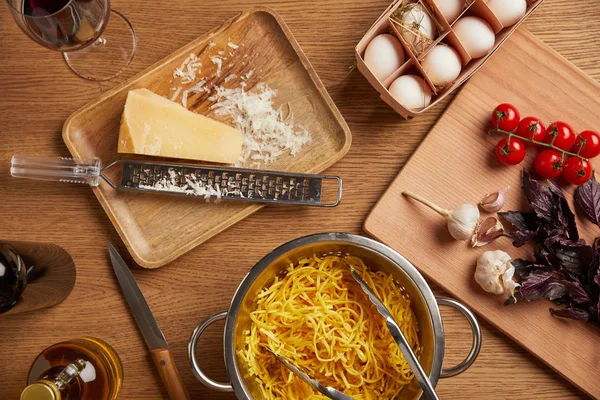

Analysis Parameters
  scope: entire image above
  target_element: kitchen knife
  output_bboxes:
[108,243,190,400]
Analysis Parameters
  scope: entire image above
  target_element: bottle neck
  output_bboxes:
[21,359,87,400]
[53,359,87,390]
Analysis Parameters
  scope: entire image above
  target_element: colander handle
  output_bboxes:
[188,311,233,392]
[436,297,482,378]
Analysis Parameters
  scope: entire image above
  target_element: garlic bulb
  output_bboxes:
[402,191,479,240]
[447,204,480,240]
[479,187,509,213]
[474,250,518,299]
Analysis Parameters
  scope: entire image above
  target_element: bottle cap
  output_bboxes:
[21,380,60,400]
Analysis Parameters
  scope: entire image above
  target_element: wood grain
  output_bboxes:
[365,28,600,399]
[0,0,599,399]
[150,348,191,400]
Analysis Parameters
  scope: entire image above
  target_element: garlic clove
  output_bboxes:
[479,187,510,213]
[448,204,480,240]
[471,217,504,247]
[502,263,519,300]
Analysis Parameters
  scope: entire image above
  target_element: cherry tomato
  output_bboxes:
[562,157,593,185]
[515,117,546,146]
[572,130,600,159]
[534,150,563,179]
[491,103,521,132]
[544,121,576,151]
[495,137,526,165]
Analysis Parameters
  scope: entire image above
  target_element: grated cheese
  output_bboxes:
[210,83,311,167]
[210,56,223,77]
[170,87,182,102]
[241,70,254,80]
[181,90,188,108]
[227,42,239,49]
[173,53,201,84]
[189,79,207,94]
[224,74,237,83]
[208,41,216,47]
[139,168,222,201]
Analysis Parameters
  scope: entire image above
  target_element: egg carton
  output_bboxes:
[355,0,545,119]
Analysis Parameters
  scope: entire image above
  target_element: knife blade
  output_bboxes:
[108,243,190,400]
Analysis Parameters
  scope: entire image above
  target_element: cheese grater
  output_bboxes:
[10,156,343,207]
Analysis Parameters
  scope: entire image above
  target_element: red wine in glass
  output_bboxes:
[7,0,136,80]
[8,0,109,51]
[23,0,71,15]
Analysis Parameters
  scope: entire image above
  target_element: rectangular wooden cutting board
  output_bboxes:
[364,29,600,398]
[63,7,351,268]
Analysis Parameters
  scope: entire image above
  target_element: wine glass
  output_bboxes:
[6,0,137,81]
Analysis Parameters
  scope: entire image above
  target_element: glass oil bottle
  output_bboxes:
[21,337,123,400]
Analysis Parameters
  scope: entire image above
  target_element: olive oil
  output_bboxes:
[22,337,123,400]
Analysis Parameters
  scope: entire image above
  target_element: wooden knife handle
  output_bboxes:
[150,348,191,400]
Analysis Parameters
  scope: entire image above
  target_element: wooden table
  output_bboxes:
[1,0,598,398]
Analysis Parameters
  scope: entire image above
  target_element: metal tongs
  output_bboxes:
[264,347,354,400]
[341,259,441,400]
[10,155,342,207]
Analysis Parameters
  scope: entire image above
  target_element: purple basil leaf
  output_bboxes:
[575,174,600,228]
[512,259,548,275]
[522,171,555,222]
[499,211,538,231]
[506,230,538,247]
[550,307,590,321]
[553,245,589,275]
[562,279,592,304]
[593,238,600,256]
[543,234,585,249]
[548,180,579,241]
[519,272,568,301]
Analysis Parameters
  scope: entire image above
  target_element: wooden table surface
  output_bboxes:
[1,0,599,399]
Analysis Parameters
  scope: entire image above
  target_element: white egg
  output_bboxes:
[486,0,527,27]
[433,0,465,23]
[421,45,462,86]
[389,74,433,111]
[453,16,495,59]
[364,34,406,82]
[397,4,436,48]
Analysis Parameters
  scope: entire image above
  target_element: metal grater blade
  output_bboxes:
[114,161,342,207]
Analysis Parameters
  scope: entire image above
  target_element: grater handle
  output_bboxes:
[10,155,102,187]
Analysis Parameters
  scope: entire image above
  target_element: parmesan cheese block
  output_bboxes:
[118,88,243,164]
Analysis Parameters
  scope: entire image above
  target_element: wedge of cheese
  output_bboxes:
[118,88,243,164]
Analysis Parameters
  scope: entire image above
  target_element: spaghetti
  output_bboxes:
[239,255,421,399]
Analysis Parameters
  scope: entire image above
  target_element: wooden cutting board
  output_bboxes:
[364,29,600,399]
[63,8,351,268]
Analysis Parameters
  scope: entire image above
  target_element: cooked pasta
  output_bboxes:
[239,255,421,400]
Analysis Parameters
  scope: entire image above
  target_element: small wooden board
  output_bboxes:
[63,7,351,268]
[365,29,600,398]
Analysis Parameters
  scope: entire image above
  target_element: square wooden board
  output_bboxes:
[63,7,351,268]
[365,29,600,398]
